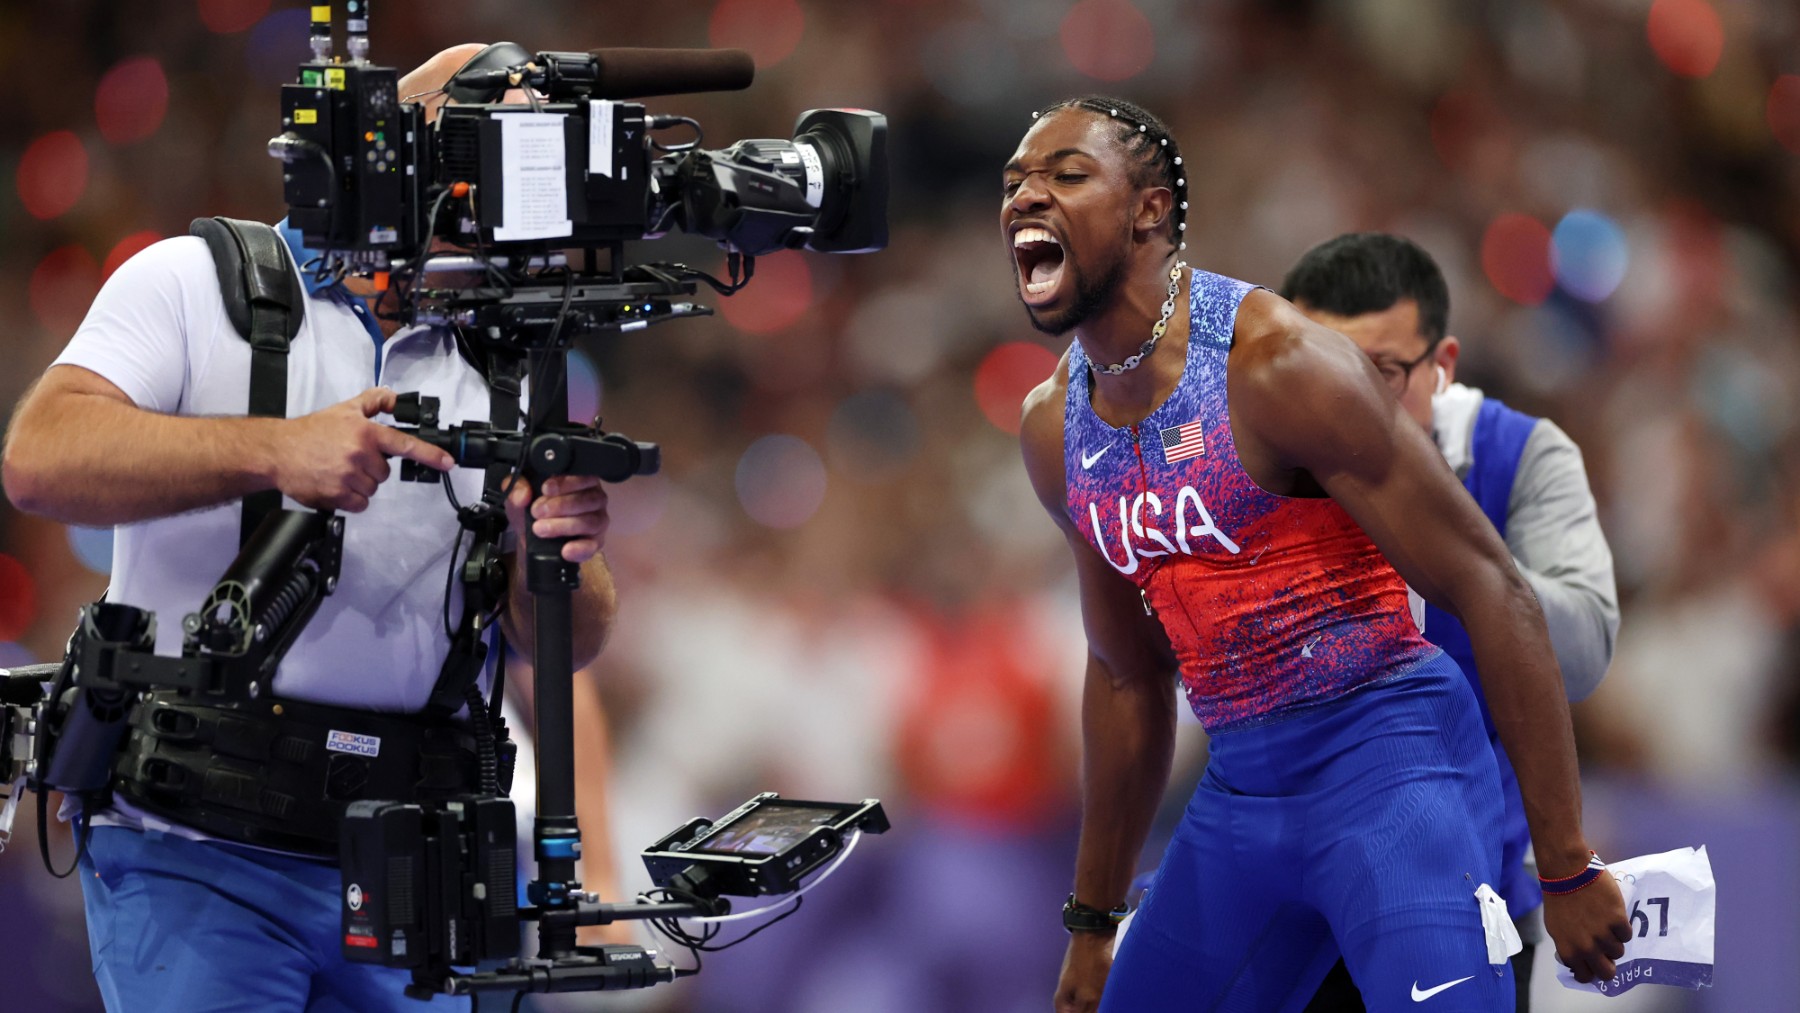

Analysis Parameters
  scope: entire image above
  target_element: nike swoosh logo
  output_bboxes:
[1081,446,1110,469]
[1411,976,1475,1002]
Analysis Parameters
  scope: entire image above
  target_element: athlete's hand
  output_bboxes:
[505,473,611,563]
[1053,932,1114,1013]
[1543,872,1631,984]
[273,387,452,512]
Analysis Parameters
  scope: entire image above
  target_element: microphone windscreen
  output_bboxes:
[587,48,755,99]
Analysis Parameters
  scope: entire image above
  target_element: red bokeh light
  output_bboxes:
[1769,75,1800,155]
[104,231,164,281]
[0,554,36,642]
[1647,0,1724,79]
[16,131,89,220]
[708,0,806,69]
[718,252,813,334]
[1428,90,1503,172]
[96,57,170,145]
[1061,0,1156,83]
[30,245,103,337]
[974,342,1059,435]
[1480,214,1554,306]
[197,0,272,34]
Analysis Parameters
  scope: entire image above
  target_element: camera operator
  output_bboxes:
[1,44,618,1012]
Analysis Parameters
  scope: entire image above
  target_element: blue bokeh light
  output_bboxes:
[735,435,827,529]
[566,349,602,425]
[67,525,113,576]
[248,8,311,85]
[1551,209,1629,303]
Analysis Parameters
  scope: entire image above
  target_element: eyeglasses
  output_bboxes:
[1371,337,1443,394]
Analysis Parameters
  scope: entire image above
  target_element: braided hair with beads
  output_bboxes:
[1032,96,1189,251]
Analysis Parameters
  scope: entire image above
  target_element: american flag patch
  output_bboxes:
[1160,420,1206,464]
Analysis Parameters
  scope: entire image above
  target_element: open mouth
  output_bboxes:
[1013,226,1066,306]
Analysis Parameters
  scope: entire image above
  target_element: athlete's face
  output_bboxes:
[1295,298,1459,432]
[1000,109,1142,336]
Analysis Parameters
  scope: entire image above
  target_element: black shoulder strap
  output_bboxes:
[188,217,306,548]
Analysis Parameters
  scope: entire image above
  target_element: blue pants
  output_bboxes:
[1103,654,1514,1013]
[79,825,466,1012]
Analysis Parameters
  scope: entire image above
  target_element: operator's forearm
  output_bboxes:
[3,390,277,526]
[501,549,617,669]
[1517,565,1616,702]
[1461,570,1590,875]
[1071,659,1178,908]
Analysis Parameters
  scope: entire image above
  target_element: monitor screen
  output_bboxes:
[691,804,837,856]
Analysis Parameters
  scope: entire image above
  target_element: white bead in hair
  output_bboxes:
[1139,124,1147,132]
[1031,111,1040,119]
[1177,178,1185,186]
[1173,156,1182,165]
[1179,241,1187,250]
[1180,201,1188,209]
[1178,222,1186,230]
[1110,108,1119,116]
[1159,138,1167,145]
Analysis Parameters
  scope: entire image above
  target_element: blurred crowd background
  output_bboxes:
[2,0,1797,1010]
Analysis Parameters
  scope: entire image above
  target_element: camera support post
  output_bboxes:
[388,270,700,998]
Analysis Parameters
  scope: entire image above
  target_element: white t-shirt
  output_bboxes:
[52,231,495,712]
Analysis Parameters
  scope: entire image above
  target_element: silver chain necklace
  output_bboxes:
[1093,261,1188,376]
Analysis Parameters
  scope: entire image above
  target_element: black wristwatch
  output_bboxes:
[1062,893,1129,934]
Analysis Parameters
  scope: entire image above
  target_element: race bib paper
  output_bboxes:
[1556,845,1715,996]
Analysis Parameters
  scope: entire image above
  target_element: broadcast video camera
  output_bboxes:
[266,10,887,313]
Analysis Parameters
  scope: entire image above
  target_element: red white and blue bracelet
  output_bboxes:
[1538,851,1609,896]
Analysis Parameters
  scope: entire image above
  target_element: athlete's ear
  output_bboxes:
[1436,336,1460,389]
[1134,186,1173,240]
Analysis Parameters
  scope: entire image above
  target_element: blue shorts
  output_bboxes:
[78,825,463,1012]
[1103,653,1514,1013]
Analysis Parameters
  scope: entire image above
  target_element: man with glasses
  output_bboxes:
[1281,232,1620,1012]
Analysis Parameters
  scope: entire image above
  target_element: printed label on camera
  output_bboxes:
[326,730,382,757]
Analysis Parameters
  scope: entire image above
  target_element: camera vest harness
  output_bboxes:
[106,218,519,855]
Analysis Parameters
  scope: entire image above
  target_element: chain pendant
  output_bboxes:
[1095,262,1188,376]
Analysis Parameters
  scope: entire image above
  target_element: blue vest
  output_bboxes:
[1422,396,1541,917]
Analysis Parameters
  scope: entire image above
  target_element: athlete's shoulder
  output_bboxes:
[1019,346,1074,521]
[1229,289,1369,394]
[1020,346,1071,440]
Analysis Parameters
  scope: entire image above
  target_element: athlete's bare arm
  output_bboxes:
[3,365,452,525]
[1021,361,1180,1013]
[1227,289,1631,984]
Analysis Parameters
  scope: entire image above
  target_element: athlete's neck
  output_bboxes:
[1076,255,1190,423]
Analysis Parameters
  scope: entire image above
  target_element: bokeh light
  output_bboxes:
[735,434,828,529]
[606,472,671,538]
[1551,210,1629,303]
[198,0,272,34]
[1646,0,1723,79]
[103,230,163,281]
[566,348,602,424]
[974,342,1058,435]
[0,554,37,642]
[1768,76,1800,155]
[16,130,89,220]
[718,252,813,335]
[708,0,806,69]
[68,526,114,576]
[30,245,103,337]
[1480,214,1554,306]
[1060,0,1155,83]
[95,56,170,145]
[826,389,921,484]
[247,7,310,83]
